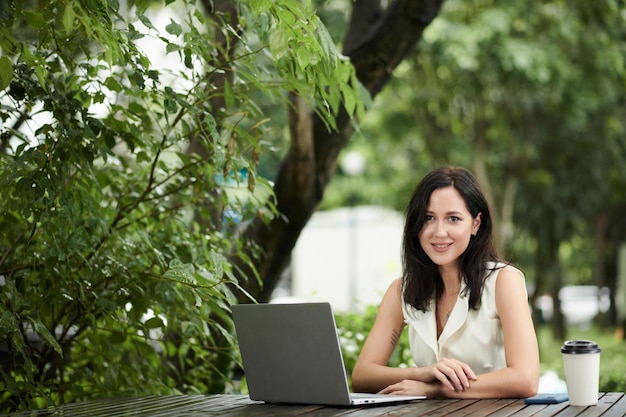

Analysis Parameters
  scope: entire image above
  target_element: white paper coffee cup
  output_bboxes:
[561,340,601,406]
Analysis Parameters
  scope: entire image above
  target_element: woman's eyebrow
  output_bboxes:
[426,210,465,216]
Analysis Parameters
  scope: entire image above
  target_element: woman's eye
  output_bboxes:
[449,216,460,222]
[425,215,434,222]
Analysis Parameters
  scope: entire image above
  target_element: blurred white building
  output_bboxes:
[276,206,405,312]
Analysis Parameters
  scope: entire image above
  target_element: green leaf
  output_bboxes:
[136,151,151,163]
[144,316,164,329]
[269,28,288,58]
[183,47,193,68]
[34,65,47,92]
[276,9,296,25]
[62,4,76,34]
[129,71,145,89]
[30,319,63,356]
[0,56,13,91]
[23,11,47,30]
[166,42,182,53]
[296,47,311,70]
[104,76,122,92]
[20,44,37,66]
[249,0,273,14]
[0,28,17,53]
[342,84,356,116]
[203,113,219,142]
[163,259,196,284]
[165,19,182,36]
[164,97,177,114]
[223,79,234,108]
[134,0,150,13]
[0,311,18,331]
[127,27,145,42]
[315,21,337,62]
[138,13,156,30]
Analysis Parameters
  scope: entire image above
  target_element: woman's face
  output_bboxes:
[418,186,481,271]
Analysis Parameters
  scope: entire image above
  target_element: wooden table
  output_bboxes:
[4,392,625,416]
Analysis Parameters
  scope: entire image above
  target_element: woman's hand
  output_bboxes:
[424,358,477,392]
[378,358,477,397]
[378,379,435,397]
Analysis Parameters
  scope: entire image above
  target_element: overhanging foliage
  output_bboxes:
[0,0,364,411]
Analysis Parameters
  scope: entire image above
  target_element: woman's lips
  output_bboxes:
[431,243,452,252]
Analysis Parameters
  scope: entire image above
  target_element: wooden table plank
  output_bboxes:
[484,401,567,417]
[457,399,522,417]
[522,401,570,417]
[481,399,532,417]
[220,402,333,417]
[373,398,463,416]
[588,392,626,417]
[409,399,480,416]
[3,393,626,417]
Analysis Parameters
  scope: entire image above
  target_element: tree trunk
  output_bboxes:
[232,0,445,303]
[530,222,565,340]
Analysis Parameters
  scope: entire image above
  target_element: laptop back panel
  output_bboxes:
[232,302,353,405]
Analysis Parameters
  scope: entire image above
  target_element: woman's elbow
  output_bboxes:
[350,367,368,393]
[351,363,383,393]
[514,372,539,398]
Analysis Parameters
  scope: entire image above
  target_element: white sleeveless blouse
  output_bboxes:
[401,262,526,375]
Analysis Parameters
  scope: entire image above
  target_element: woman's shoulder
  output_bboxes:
[486,261,524,279]
[388,277,403,294]
[483,262,525,293]
[384,278,404,304]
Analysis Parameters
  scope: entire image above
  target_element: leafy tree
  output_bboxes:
[0,0,367,410]
[326,0,626,338]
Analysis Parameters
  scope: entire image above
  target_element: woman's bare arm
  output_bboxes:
[351,279,415,393]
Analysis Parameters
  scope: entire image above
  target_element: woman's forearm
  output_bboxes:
[439,367,538,399]
[351,363,421,393]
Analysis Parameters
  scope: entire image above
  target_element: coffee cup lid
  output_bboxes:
[561,340,601,354]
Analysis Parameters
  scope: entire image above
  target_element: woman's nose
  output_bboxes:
[434,221,447,236]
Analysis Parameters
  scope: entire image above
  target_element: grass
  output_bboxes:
[536,325,626,392]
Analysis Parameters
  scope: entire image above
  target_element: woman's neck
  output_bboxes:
[439,265,461,295]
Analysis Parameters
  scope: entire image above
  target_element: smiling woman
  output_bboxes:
[350,166,539,399]
[419,187,481,278]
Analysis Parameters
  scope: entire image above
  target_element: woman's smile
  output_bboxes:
[431,242,453,251]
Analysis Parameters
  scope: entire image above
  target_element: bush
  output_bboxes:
[0,0,361,412]
[336,304,414,386]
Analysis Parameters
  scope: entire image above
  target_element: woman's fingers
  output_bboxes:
[432,359,477,392]
[378,380,427,396]
[378,381,407,395]
[430,364,453,391]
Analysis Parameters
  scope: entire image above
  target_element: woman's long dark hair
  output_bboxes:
[402,166,500,311]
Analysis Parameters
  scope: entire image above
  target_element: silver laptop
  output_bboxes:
[232,302,425,406]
